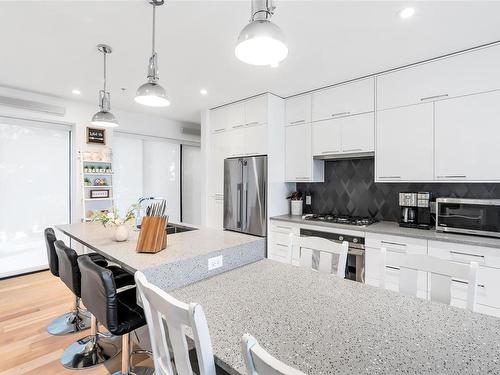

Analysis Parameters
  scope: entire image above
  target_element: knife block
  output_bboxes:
[136,216,167,253]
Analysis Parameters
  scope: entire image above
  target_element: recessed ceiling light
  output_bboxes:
[399,7,415,19]
[72,89,81,95]
[200,88,208,96]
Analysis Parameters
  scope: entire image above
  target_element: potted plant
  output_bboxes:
[105,166,111,174]
[91,205,137,242]
[84,177,91,186]
[287,191,303,216]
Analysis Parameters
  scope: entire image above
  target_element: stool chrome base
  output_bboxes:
[60,334,120,369]
[47,297,91,336]
[112,366,155,375]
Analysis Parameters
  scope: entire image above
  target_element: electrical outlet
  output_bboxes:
[208,255,223,271]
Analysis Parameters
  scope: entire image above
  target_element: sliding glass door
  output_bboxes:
[0,118,71,278]
[113,133,181,223]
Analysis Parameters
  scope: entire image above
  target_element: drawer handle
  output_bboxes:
[437,175,467,179]
[331,111,350,117]
[290,120,305,125]
[420,94,449,101]
[245,121,259,126]
[386,265,400,271]
[232,124,245,129]
[381,240,407,247]
[295,177,310,180]
[378,176,401,179]
[450,250,484,259]
[343,148,362,152]
[452,279,485,288]
[213,128,225,133]
[276,244,288,248]
[321,150,339,154]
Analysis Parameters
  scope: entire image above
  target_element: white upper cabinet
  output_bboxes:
[285,94,312,126]
[435,90,500,182]
[227,102,245,130]
[244,95,268,126]
[285,123,324,182]
[312,118,342,157]
[312,78,375,122]
[376,103,434,182]
[245,123,268,156]
[210,106,228,133]
[377,45,500,111]
[341,113,374,154]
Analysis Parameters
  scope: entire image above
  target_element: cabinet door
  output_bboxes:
[227,103,245,130]
[285,123,311,181]
[210,107,228,133]
[285,94,312,126]
[244,95,267,126]
[227,129,246,157]
[311,119,341,157]
[312,78,374,122]
[435,90,500,181]
[210,131,230,195]
[207,195,224,229]
[377,45,500,110]
[376,103,434,182]
[245,124,268,156]
[341,112,374,153]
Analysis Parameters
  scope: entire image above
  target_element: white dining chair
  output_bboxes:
[241,334,306,375]
[135,271,216,375]
[289,233,349,277]
[379,247,479,311]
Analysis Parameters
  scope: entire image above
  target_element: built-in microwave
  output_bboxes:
[436,198,500,238]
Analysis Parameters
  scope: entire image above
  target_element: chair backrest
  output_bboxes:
[289,234,349,278]
[135,271,216,375]
[44,228,59,277]
[77,255,119,334]
[379,247,479,311]
[241,334,306,375]
[54,240,81,296]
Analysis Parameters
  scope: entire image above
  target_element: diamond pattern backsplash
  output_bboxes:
[297,158,500,222]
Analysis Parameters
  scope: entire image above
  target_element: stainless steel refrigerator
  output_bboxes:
[224,156,267,237]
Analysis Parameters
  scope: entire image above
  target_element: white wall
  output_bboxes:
[0,86,200,222]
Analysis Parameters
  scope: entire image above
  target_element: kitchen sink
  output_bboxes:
[165,223,198,235]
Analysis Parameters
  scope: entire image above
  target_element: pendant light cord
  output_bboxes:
[152,4,156,55]
[103,51,107,92]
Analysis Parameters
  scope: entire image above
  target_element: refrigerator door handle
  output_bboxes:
[244,182,249,230]
[237,183,242,228]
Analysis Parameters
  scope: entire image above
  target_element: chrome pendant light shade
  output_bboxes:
[91,44,118,128]
[135,1,170,107]
[235,0,288,66]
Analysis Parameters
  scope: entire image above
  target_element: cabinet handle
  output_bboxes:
[213,128,225,133]
[451,279,485,288]
[331,111,350,118]
[321,150,339,154]
[450,250,484,259]
[232,124,245,129]
[245,121,259,126]
[381,240,407,247]
[276,225,292,230]
[420,94,448,101]
[437,175,466,179]
[295,177,310,180]
[290,120,305,125]
[378,176,401,179]
[276,244,288,248]
[386,265,400,271]
[343,148,362,152]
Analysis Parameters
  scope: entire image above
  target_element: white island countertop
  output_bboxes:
[56,222,265,291]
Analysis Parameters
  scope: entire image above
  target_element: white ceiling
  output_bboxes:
[1,1,500,124]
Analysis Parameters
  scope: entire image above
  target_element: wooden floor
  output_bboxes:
[0,270,130,375]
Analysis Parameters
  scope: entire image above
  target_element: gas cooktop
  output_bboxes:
[302,214,377,227]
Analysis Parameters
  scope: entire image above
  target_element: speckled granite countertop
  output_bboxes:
[171,259,500,375]
[272,215,500,248]
[56,222,264,273]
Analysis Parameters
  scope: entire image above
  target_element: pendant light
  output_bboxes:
[235,0,288,67]
[91,44,118,128]
[135,0,170,107]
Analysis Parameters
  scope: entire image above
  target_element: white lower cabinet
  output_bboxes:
[428,240,500,317]
[268,221,300,265]
[365,233,428,298]
[206,195,224,229]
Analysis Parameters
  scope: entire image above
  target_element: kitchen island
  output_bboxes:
[171,259,500,375]
[56,222,265,291]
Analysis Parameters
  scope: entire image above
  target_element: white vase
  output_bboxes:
[291,200,303,216]
[113,225,129,242]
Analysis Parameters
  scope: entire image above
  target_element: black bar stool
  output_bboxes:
[54,240,135,369]
[44,228,107,335]
[78,255,154,375]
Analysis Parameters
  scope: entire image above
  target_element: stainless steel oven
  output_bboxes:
[300,228,365,283]
[436,198,500,238]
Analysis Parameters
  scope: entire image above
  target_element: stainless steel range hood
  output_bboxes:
[313,151,374,160]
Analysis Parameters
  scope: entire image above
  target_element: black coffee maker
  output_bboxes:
[399,192,432,229]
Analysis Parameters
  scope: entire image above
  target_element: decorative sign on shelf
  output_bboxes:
[87,127,106,144]
[90,189,110,199]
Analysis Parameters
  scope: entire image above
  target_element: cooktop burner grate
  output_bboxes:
[303,214,377,227]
